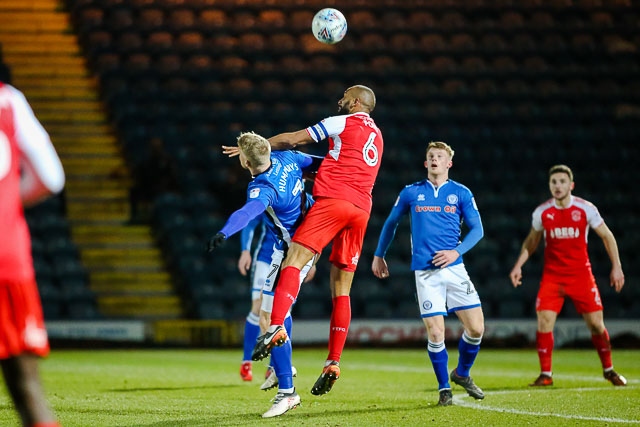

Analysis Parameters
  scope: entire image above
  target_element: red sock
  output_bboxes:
[270,266,301,326]
[327,296,351,362]
[536,331,554,373]
[591,329,613,370]
[32,423,61,427]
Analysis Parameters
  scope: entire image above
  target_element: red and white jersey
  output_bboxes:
[0,83,64,280]
[305,112,383,213]
[531,195,604,276]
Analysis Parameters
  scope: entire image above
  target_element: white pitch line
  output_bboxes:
[453,388,640,424]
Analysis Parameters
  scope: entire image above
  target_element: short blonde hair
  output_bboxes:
[548,164,573,181]
[426,141,455,160]
[237,131,271,168]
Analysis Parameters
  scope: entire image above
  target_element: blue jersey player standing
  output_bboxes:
[371,141,485,406]
[207,131,319,417]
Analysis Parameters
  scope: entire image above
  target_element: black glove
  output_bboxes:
[207,232,226,252]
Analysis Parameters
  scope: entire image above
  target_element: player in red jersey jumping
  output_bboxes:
[0,82,65,426]
[240,85,383,396]
[509,164,627,387]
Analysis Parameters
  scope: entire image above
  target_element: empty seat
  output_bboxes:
[238,33,267,53]
[115,31,143,54]
[106,8,134,32]
[146,31,174,54]
[256,9,287,30]
[198,9,227,31]
[175,31,204,53]
[166,9,196,32]
[449,33,476,51]
[137,8,165,32]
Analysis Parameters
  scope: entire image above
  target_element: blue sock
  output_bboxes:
[243,312,260,361]
[456,332,482,377]
[268,313,294,368]
[428,340,450,390]
[272,338,294,392]
[284,313,293,338]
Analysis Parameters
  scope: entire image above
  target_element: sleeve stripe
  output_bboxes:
[317,121,329,140]
[308,125,321,142]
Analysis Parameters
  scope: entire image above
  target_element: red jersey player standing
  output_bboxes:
[229,85,383,396]
[0,82,65,426]
[509,164,626,387]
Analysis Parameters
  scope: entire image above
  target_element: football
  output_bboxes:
[311,8,348,45]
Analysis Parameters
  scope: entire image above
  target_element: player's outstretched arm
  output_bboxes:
[207,200,266,252]
[268,129,314,150]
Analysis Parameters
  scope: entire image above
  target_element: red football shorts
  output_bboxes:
[536,272,603,314]
[0,277,50,359]
[292,197,370,272]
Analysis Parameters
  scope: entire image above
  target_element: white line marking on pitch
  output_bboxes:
[453,388,640,424]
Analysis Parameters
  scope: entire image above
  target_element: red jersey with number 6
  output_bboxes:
[305,112,383,213]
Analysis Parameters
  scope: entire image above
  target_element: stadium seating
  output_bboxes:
[65,0,638,320]
[26,196,99,320]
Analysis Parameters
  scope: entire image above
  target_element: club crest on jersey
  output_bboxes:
[417,194,425,201]
[422,300,433,311]
[572,210,582,222]
[446,194,458,204]
[249,188,260,198]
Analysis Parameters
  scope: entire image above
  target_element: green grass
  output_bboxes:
[1,348,638,426]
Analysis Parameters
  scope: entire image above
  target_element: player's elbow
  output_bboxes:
[47,171,66,195]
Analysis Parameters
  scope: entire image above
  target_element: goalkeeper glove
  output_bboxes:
[207,232,226,252]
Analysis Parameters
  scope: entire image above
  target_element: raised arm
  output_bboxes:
[268,129,315,151]
[207,200,267,251]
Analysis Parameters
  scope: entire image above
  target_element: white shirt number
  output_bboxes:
[362,132,379,167]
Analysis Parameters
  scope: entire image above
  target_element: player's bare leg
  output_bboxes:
[1,355,58,426]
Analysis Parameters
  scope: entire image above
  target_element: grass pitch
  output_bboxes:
[0,347,638,426]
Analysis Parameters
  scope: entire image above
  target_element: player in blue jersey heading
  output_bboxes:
[371,141,486,407]
[207,131,320,417]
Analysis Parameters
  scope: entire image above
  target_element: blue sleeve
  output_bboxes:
[455,194,484,256]
[374,190,410,258]
[219,200,267,239]
[240,215,261,252]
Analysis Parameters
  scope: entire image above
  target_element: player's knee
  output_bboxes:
[466,324,484,338]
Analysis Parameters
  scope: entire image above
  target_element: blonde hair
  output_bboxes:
[426,141,455,160]
[548,164,573,181]
[237,131,271,168]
